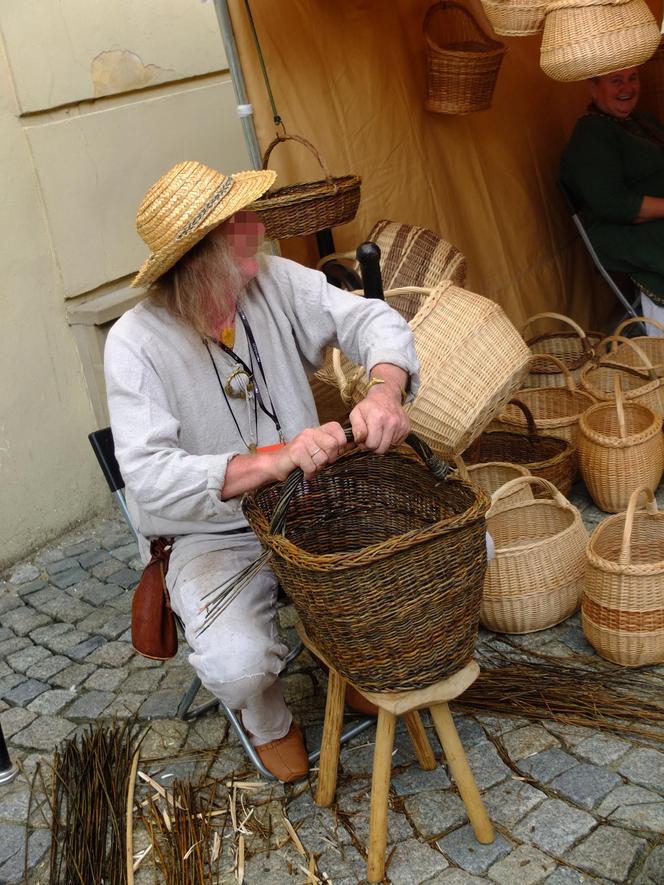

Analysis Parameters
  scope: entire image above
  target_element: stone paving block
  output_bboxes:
[513,799,596,855]
[430,872,491,884]
[633,845,664,885]
[568,824,647,882]
[25,587,57,610]
[488,844,556,884]
[0,828,51,883]
[1,706,37,738]
[11,714,75,749]
[618,747,664,793]
[65,689,114,719]
[0,636,31,658]
[1,606,50,637]
[68,634,106,661]
[110,542,140,562]
[49,565,90,589]
[7,563,41,585]
[138,690,182,720]
[574,734,631,766]
[103,567,140,590]
[50,662,96,689]
[45,556,80,575]
[91,558,125,580]
[25,653,71,681]
[15,579,48,599]
[343,789,413,845]
[466,741,512,790]
[0,822,24,866]
[103,693,145,719]
[121,669,164,694]
[105,590,133,613]
[474,715,529,737]
[392,762,451,797]
[129,653,162,669]
[7,643,50,673]
[549,763,622,810]
[84,666,129,691]
[403,789,467,837]
[63,539,101,557]
[86,640,134,667]
[35,548,65,565]
[437,825,512,875]
[27,688,76,715]
[482,779,547,828]
[3,678,50,705]
[0,660,9,678]
[138,719,189,758]
[544,868,596,884]
[95,612,131,640]
[385,838,449,883]
[77,578,123,606]
[29,622,73,648]
[453,716,488,748]
[159,666,195,691]
[38,595,95,622]
[0,673,28,699]
[501,725,560,761]
[542,721,596,747]
[518,748,579,784]
[77,549,107,569]
[558,626,596,655]
[597,784,664,833]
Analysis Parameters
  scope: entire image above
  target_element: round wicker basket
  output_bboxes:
[580,335,664,417]
[606,316,664,378]
[583,486,664,666]
[480,0,548,36]
[522,312,602,389]
[482,476,587,634]
[455,457,532,512]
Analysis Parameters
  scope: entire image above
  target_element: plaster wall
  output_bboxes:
[0,0,251,568]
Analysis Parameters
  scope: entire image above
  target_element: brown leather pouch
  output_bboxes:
[131,537,178,660]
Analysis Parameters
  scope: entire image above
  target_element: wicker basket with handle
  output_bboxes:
[580,335,664,416]
[482,476,588,634]
[249,134,361,240]
[424,1,507,114]
[583,486,664,666]
[464,399,576,497]
[480,0,549,36]
[578,377,664,513]
[491,354,595,450]
[606,316,664,378]
[243,431,490,692]
[522,312,602,388]
[455,456,532,512]
[540,0,660,82]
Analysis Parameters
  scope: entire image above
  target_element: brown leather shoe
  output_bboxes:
[345,683,379,716]
[254,723,309,783]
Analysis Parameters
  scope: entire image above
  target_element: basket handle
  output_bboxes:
[522,312,593,355]
[528,353,577,392]
[267,427,451,535]
[619,485,659,566]
[594,334,657,380]
[505,398,539,435]
[615,315,664,338]
[454,454,471,482]
[613,375,627,440]
[261,133,335,187]
[489,475,567,512]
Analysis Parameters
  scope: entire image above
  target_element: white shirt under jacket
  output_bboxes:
[104,255,420,559]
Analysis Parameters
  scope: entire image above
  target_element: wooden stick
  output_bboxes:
[403,711,437,770]
[316,668,346,807]
[367,709,396,883]
[125,749,140,885]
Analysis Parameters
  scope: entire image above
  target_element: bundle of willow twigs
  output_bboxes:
[48,719,144,885]
[456,644,664,742]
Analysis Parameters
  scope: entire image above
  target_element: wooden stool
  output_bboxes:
[297,622,494,883]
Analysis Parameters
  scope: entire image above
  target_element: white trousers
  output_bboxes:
[166,534,291,745]
[639,292,664,336]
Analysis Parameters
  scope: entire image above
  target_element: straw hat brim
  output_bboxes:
[131,168,277,289]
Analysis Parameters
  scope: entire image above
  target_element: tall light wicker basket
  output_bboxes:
[522,312,602,389]
[540,0,660,83]
[580,335,664,417]
[329,283,531,458]
[482,476,588,633]
[607,316,664,378]
[480,0,549,36]
[578,377,664,513]
[583,486,664,666]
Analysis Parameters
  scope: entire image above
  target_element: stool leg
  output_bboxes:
[403,711,436,771]
[429,702,494,844]
[367,709,396,883]
[316,667,346,807]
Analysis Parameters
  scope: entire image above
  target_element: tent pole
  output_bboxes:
[212,0,263,171]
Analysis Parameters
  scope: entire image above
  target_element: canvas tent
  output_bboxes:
[220,0,663,330]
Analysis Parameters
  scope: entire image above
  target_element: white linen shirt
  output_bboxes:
[104,255,419,552]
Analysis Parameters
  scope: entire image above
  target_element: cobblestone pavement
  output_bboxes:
[1,486,663,884]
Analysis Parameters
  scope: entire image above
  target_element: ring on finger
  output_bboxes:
[311,447,322,458]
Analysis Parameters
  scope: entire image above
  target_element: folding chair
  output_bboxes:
[88,428,372,778]
[558,180,642,322]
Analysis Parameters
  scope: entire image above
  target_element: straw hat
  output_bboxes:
[131,160,276,288]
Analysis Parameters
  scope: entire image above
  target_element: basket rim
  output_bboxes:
[586,511,664,575]
[499,388,595,427]
[487,496,584,556]
[579,400,661,447]
[472,428,574,470]
[250,174,361,211]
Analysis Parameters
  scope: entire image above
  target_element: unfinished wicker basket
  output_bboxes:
[480,0,549,36]
[483,476,588,633]
[250,134,361,239]
[523,312,602,389]
[580,335,664,417]
[583,486,664,666]
[540,0,660,82]
[455,457,532,511]
[578,377,664,513]
[608,316,664,378]
[464,399,576,497]
[492,354,595,450]
[424,1,507,114]
[328,283,531,457]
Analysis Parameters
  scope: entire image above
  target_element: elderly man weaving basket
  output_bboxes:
[104,161,419,782]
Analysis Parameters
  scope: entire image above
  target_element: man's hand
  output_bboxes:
[349,364,410,454]
[271,422,350,480]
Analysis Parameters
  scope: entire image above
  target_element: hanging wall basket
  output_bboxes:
[480,0,549,37]
[423,1,507,114]
[249,134,361,240]
[540,0,661,83]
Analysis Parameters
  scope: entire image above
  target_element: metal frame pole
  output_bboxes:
[0,722,18,786]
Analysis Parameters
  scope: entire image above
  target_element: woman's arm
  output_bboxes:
[634,195,664,222]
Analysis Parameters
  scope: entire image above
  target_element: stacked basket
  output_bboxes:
[522,312,602,389]
[580,335,664,417]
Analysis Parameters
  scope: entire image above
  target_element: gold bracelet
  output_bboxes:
[366,377,408,405]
